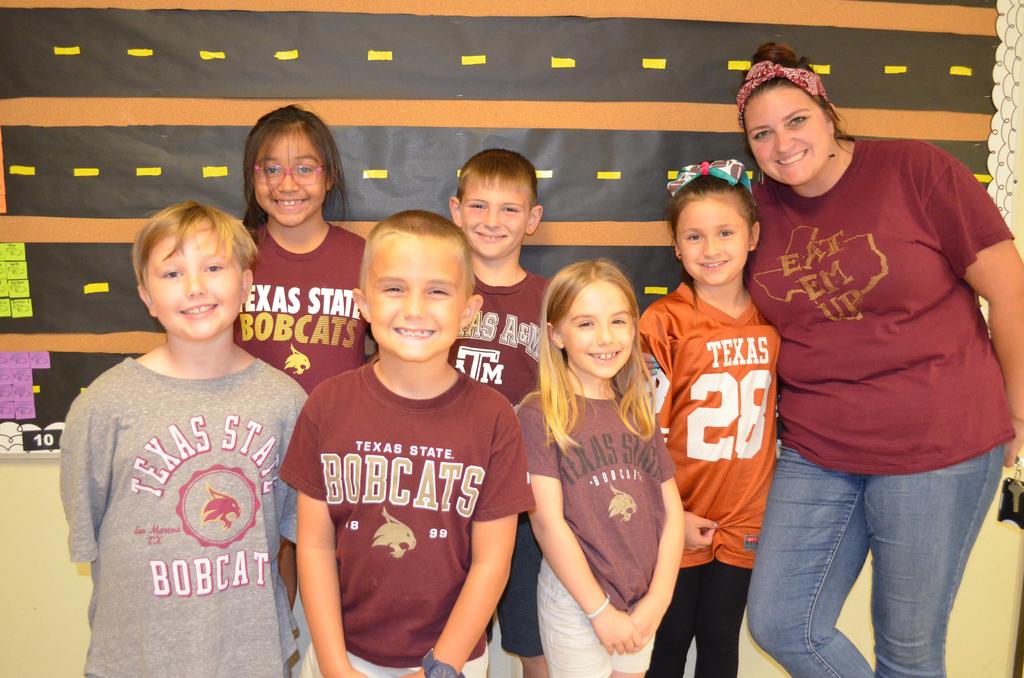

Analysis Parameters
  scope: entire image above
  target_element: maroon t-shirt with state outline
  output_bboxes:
[235,225,368,394]
[450,272,546,406]
[281,363,533,668]
[749,139,1013,474]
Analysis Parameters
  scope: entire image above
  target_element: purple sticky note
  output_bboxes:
[0,368,12,386]
[0,401,14,419]
[0,384,11,399]
[9,352,29,366]
[11,368,31,384]
[29,352,50,369]
[14,400,35,420]
[13,383,32,399]
[0,353,10,367]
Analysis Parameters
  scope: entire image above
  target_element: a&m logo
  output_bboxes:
[176,465,260,548]
[752,225,888,321]
[454,346,504,384]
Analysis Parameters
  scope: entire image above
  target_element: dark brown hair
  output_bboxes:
[742,42,852,141]
[667,176,758,289]
[242,105,346,233]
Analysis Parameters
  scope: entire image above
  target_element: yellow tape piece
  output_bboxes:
[728,60,751,71]
[974,173,992,183]
[884,65,907,74]
[810,64,831,75]
[80,387,87,393]
[642,58,667,70]
[368,50,393,61]
[274,50,299,61]
[644,286,669,295]
[53,46,80,56]
[200,50,226,60]
[362,169,388,179]
[83,282,110,294]
[136,167,162,177]
[127,48,153,57]
[536,170,553,179]
[461,55,487,66]
[597,171,621,180]
[202,166,229,178]
[551,57,576,69]
[746,170,754,181]
[74,168,99,177]
[666,170,677,180]
[10,166,35,176]
[950,66,973,76]
[32,385,40,394]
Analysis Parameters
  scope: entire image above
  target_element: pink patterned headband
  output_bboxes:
[736,61,831,129]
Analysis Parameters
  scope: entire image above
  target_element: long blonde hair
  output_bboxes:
[531,259,655,453]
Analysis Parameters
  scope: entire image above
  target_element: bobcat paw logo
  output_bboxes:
[284,344,311,375]
[372,506,417,558]
[200,484,242,529]
[608,484,638,522]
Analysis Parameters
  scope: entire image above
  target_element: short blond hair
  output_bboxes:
[456,148,538,204]
[360,210,475,295]
[132,201,257,286]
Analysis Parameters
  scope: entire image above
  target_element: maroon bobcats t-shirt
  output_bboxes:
[520,397,676,612]
[450,272,546,406]
[749,139,1013,474]
[281,363,533,668]
[235,225,368,394]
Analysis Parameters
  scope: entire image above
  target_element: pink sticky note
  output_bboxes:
[9,352,29,366]
[0,401,14,419]
[30,352,50,369]
[11,368,31,384]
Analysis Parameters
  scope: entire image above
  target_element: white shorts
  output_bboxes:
[536,559,654,678]
[299,642,488,678]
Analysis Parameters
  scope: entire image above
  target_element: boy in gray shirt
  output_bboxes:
[60,201,306,678]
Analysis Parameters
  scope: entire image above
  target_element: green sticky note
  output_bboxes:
[0,299,10,317]
[0,279,8,297]
[0,243,26,261]
[11,298,32,318]
[8,279,29,298]
[6,261,28,279]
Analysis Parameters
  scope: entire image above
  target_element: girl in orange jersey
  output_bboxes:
[639,160,780,678]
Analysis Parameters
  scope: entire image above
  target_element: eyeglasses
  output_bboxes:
[254,163,324,186]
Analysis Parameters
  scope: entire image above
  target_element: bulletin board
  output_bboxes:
[0,0,1017,457]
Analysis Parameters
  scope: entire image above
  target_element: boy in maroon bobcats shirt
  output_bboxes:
[282,210,533,678]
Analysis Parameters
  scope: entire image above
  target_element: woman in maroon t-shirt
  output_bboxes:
[733,42,1024,677]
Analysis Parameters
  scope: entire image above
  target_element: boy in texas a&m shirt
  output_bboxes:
[282,210,533,678]
[60,201,306,678]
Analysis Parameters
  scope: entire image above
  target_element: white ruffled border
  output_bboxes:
[991,0,1020,225]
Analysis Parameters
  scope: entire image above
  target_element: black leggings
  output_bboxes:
[646,560,752,678]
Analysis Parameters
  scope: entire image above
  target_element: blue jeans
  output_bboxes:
[747,446,1003,678]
